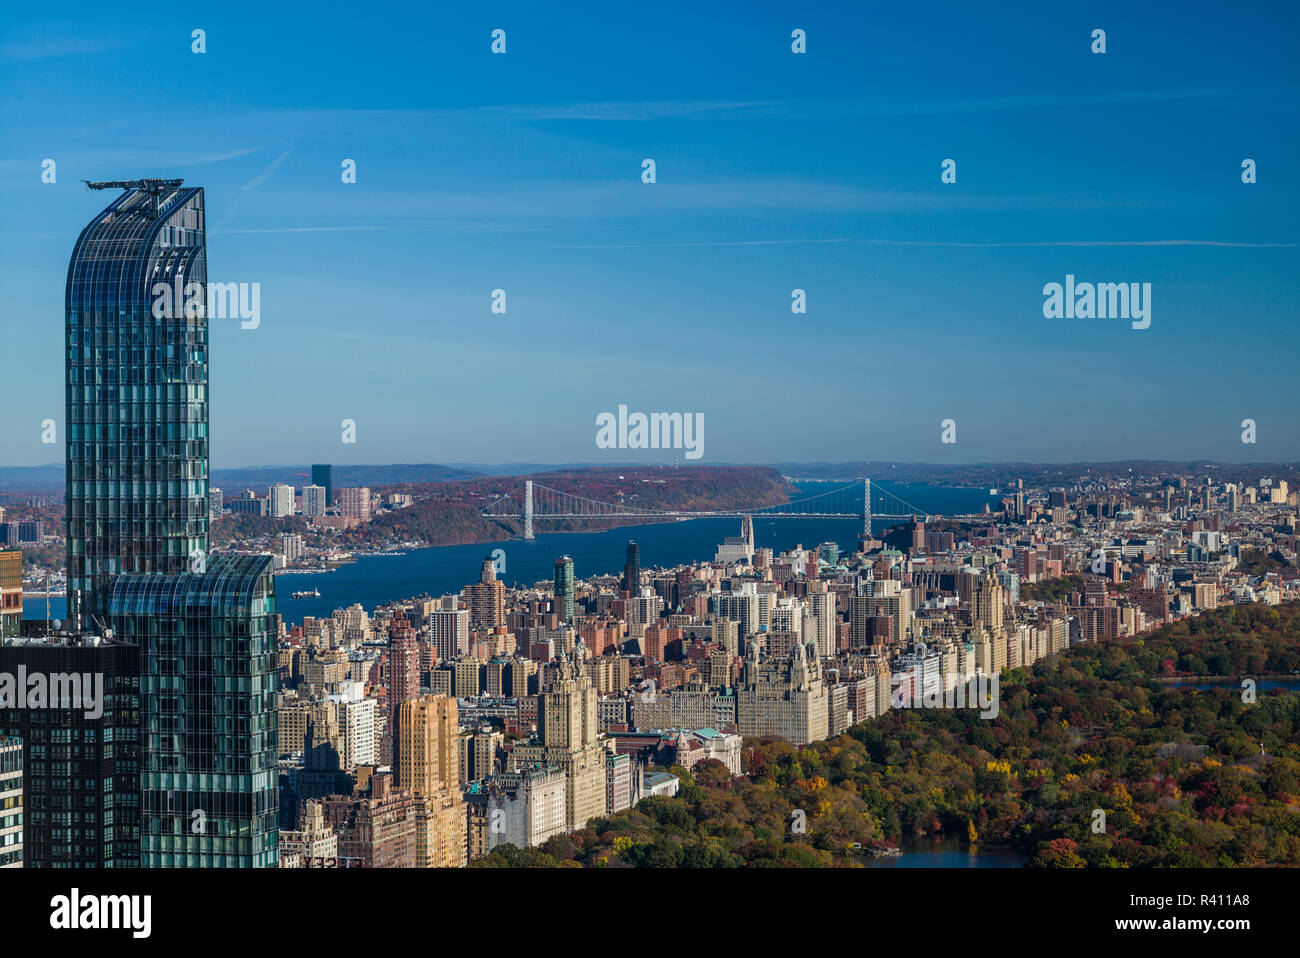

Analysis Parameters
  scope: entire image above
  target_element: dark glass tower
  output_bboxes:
[65,179,209,632]
[60,180,278,866]
[311,463,333,506]
[553,555,575,624]
[0,638,141,867]
[623,540,640,595]
[109,554,279,867]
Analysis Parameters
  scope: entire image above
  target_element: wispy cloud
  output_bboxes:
[241,150,293,192]
[546,238,1297,250]
[0,34,129,61]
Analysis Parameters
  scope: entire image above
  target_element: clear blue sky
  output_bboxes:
[2,0,1297,468]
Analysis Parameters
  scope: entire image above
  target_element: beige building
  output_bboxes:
[396,695,467,867]
[736,642,829,746]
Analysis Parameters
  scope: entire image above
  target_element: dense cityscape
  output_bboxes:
[2,5,1295,942]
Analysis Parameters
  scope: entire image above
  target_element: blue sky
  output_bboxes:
[2,0,1297,469]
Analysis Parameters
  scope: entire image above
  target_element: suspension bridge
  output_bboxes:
[481,478,987,540]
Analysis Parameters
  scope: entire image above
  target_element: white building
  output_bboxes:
[302,484,328,518]
[269,483,295,518]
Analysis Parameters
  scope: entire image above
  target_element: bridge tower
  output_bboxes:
[524,480,534,540]
[862,478,872,538]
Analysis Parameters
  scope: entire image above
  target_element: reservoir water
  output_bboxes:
[863,837,1027,868]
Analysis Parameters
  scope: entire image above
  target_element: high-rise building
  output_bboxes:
[622,541,640,595]
[466,557,506,629]
[396,695,466,868]
[311,464,333,506]
[109,554,280,867]
[0,736,23,868]
[67,180,279,867]
[0,636,141,868]
[554,555,575,624]
[280,533,303,562]
[387,613,420,743]
[269,483,295,518]
[302,484,328,518]
[973,572,1005,634]
[508,651,606,832]
[0,550,20,639]
[339,487,371,520]
[66,179,211,631]
[430,607,470,659]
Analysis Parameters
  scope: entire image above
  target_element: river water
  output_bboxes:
[25,482,999,627]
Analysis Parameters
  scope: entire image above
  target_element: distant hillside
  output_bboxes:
[211,463,481,491]
[774,461,1300,486]
[0,465,63,492]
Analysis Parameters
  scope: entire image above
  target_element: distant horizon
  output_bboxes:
[5,457,1300,474]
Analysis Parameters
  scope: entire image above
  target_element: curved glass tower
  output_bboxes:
[65,180,209,631]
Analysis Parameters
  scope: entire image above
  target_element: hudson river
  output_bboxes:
[26,483,999,626]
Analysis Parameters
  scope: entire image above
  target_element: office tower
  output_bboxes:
[0,637,141,868]
[66,179,210,631]
[339,487,371,520]
[1,736,23,867]
[622,541,640,595]
[396,695,466,867]
[554,555,575,624]
[109,554,279,867]
[302,484,328,518]
[68,180,279,867]
[311,464,333,505]
[466,557,506,629]
[0,550,20,638]
[269,482,295,518]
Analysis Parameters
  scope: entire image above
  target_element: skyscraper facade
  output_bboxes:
[0,637,142,867]
[109,554,279,867]
[622,541,640,596]
[66,179,210,631]
[554,555,575,624]
[61,180,279,867]
[310,464,333,506]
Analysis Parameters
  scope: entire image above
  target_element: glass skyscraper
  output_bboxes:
[59,179,278,866]
[310,463,333,506]
[109,554,279,867]
[66,179,209,632]
[553,555,575,624]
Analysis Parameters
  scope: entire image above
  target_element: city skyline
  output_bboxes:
[2,3,1298,468]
